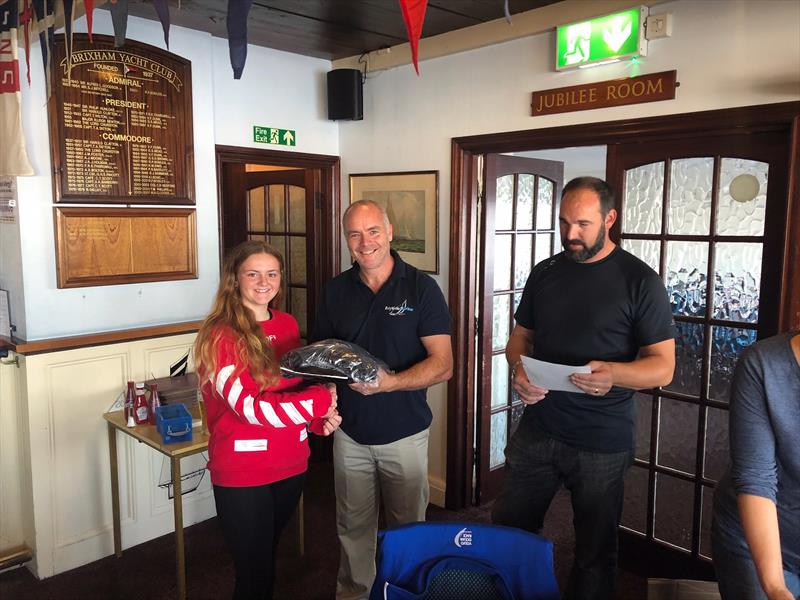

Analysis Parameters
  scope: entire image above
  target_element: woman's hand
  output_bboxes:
[321,410,342,436]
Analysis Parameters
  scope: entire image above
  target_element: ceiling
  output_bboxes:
[111,0,563,61]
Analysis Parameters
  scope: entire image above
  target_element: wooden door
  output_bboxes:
[607,129,792,577]
[476,154,563,503]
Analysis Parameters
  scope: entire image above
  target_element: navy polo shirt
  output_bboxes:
[312,251,451,445]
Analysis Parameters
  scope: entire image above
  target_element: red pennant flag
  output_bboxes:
[397,0,427,75]
[84,0,94,42]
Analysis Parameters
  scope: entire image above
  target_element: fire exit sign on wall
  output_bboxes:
[556,7,648,71]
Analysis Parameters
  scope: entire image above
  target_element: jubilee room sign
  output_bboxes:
[531,70,678,117]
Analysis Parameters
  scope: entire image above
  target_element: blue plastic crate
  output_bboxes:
[156,403,193,444]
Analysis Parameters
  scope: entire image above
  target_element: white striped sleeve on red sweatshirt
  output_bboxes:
[213,339,332,428]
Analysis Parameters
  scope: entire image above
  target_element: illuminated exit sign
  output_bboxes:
[556,7,648,71]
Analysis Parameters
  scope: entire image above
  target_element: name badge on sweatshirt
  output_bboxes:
[234,439,268,452]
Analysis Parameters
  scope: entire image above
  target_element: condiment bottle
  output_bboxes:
[148,383,161,425]
[124,381,135,422]
[133,382,150,425]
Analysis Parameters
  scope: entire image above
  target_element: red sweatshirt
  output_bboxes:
[202,310,332,487]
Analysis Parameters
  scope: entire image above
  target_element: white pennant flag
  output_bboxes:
[0,0,34,176]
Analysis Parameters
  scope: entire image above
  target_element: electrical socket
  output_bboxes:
[646,13,673,40]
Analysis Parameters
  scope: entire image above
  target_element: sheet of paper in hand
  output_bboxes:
[520,356,591,393]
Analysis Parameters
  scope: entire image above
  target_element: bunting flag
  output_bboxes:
[19,0,31,84]
[109,0,127,47]
[84,0,93,42]
[62,0,74,76]
[153,0,169,48]
[0,0,35,175]
[32,0,55,95]
[397,0,427,75]
[226,0,253,79]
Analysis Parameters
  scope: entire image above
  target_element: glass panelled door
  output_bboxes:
[247,181,310,340]
[476,155,563,503]
[608,130,790,573]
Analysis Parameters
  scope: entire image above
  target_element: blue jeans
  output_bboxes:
[491,423,633,600]
[712,513,800,600]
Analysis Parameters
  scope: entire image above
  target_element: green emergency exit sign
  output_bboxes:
[253,125,296,146]
[556,7,647,71]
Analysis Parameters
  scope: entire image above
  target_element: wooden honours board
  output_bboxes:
[49,34,194,204]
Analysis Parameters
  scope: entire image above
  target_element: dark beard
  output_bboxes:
[563,227,606,262]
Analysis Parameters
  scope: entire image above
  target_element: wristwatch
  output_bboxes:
[510,359,522,380]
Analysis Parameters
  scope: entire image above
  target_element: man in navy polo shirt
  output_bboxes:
[312,200,453,600]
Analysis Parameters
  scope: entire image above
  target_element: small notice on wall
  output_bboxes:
[0,177,17,224]
[531,70,677,117]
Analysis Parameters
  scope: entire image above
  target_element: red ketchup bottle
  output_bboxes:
[133,382,150,425]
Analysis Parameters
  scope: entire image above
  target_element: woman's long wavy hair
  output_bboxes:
[194,240,286,390]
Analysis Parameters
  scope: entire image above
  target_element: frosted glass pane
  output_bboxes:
[491,354,509,409]
[492,295,511,351]
[654,474,694,551]
[622,466,649,535]
[513,293,522,320]
[248,186,265,232]
[516,174,534,230]
[704,406,729,483]
[666,321,704,397]
[494,235,512,291]
[668,157,713,235]
[490,411,508,468]
[290,287,307,338]
[268,235,286,259]
[288,185,306,233]
[496,175,513,230]
[268,185,286,231]
[515,234,532,289]
[717,158,768,236]
[633,392,652,461]
[535,233,553,265]
[536,178,554,230]
[657,398,698,474]
[623,162,664,234]
[700,486,715,559]
[289,236,307,285]
[666,241,708,317]
[621,239,660,274]
[709,326,757,403]
[510,404,524,437]
[713,242,762,324]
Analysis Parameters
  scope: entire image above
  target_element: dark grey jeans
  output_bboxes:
[491,423,633,600]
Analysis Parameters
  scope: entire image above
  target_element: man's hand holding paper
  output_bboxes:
[514,357,594,405]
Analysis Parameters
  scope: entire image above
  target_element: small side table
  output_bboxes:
[104,411,209,600]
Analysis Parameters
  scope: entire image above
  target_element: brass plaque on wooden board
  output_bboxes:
[48,34,194,204]
[54,207,198,288]
[531,70,678,117]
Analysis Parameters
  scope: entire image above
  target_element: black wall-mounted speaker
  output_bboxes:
[327,69,363,121]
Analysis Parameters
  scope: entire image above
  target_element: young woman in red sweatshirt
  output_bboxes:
[195,240,340,600]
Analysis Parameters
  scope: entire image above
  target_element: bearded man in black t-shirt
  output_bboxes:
[492,177,676,600]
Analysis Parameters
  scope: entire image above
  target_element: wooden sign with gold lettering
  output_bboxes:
[531,70,677,117]
[49,34,194,204]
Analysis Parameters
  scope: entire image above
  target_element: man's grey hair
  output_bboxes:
[343,199,391,228]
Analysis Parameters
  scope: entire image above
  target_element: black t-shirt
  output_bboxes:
[515,246,675,452]
[312,251,451,445]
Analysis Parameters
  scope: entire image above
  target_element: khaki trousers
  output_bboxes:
[333,427,430,600]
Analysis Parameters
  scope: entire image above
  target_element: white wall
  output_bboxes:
[337,0,800,489]
[13,12,338,341]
